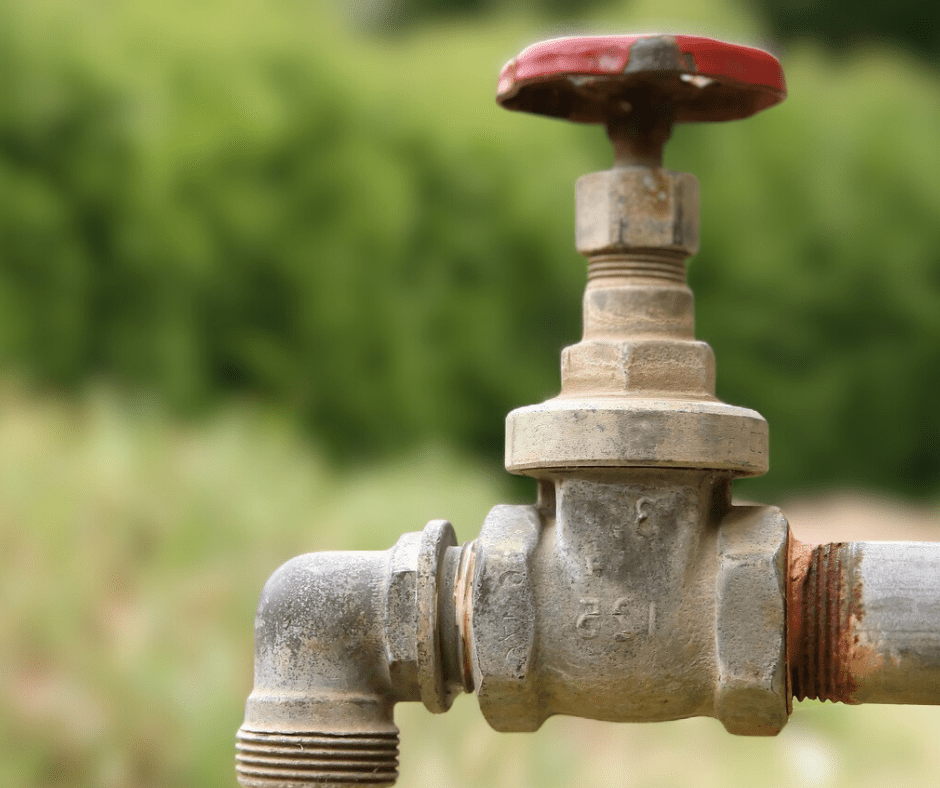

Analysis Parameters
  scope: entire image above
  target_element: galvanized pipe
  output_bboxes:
[788,539,940,706]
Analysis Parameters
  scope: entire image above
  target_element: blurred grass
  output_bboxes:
[0,381,511,786]
[1,383,938,787]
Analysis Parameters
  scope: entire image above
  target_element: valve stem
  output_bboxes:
[605,99,674,168]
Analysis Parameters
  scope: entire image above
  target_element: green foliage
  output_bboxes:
[1,1,939,498]
[752,0,940,59]
[0,1,584,464]
[344,0,612,31]
[671,46,940,498]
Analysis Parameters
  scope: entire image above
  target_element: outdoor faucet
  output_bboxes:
[236,34,940,787]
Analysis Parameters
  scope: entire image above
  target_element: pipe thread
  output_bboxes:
[236,729,399,786]
[587,252,687,284]
[788,542,855,703]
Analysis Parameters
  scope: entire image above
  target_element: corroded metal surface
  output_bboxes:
[470,505,542,731]
[715,506,790,734]
[237,522,461,787]
[787,539,857,703]
[416,520,459,712]
[575,168,699,257]
[505,398,768,475]
[237,550,402,787]
[788,539,940,706]
[506,95,768,475]
[235,730,399,787]
[457,482,790,736]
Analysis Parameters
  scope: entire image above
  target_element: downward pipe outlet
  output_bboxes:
[237,34,940,787]
[237,551,402,786]
[236,522,469,787]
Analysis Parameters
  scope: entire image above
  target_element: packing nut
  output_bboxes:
[575,167,700,257]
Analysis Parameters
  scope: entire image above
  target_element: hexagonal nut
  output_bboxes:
[715,506,790,736]
[561,338,715,397]
[470,504,542,732]
[575,167,699,257]
[384,531,422,693]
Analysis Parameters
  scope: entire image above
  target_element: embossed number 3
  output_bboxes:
[575,598,600,639]
[636,497,654,536]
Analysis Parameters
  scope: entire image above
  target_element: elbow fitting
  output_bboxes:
[236,521,466,787]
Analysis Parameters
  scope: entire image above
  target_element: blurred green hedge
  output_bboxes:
[1,1,939,499]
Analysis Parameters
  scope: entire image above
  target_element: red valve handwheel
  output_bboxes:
[497,34,786,124]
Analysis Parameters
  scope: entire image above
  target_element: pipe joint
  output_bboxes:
[237,520,462,787]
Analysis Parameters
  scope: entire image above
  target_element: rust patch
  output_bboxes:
[624,36,696,75]
[844,549,882,687]
[848,622,883,687]
[787,538,861,703]
[786,534,812,704]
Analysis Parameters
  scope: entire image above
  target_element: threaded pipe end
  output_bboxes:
[236,729,399,787]
[587,251,687,284]
[788,541,858,704]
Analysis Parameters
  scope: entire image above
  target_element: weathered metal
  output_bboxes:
[237,550,403,787]
[236,524,462,787]
[575,168,699,257]
[236,33,940,788]
[788,538,940,706]
[496,35,786,125]
[459,478,790,736]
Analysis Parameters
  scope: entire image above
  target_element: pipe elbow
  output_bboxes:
[237,550,399,787]
[236,520,462,787]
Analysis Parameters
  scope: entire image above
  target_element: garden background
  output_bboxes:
[1,0,939,786]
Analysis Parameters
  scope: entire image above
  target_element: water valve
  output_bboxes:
[236,34,940,788]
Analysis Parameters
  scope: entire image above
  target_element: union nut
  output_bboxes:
[714,506,790,735]
[575,167,700,257]
[385,520,461,712]
[469,505,542,732]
